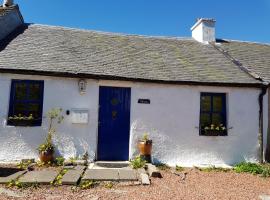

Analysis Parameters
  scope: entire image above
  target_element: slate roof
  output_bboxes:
[217,40,270,83]
[0,23,265,86]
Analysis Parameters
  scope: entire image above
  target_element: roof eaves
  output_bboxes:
[0,68,264,88]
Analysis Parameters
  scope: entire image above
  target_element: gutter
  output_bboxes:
[259,85,267,163]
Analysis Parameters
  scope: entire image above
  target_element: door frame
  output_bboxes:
[96,85,131,161]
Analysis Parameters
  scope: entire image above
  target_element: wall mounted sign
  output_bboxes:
[71,109,89,124]
[138,99,150,104]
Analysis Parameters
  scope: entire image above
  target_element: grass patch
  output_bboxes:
[156,163,170,170]
[79,180,98,190]
[7,180,40,189]
[104,181,114,189]
[234,162,270,177]
[51,169,68,186]
[198,165,230,172]
[175,165,184,172]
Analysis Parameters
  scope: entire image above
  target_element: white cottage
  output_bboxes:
[0,2,270,167]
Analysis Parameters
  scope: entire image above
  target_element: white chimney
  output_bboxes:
[191,18,216,44]
[3,0,14,7]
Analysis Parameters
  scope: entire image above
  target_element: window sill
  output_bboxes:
[7,119,42,127]
[200,130,227,136]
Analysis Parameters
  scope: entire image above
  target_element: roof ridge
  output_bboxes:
[29,23,194,41]
[217,38,270,46]
[211,43,267,84]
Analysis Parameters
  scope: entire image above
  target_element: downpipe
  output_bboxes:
[259,86,267,163]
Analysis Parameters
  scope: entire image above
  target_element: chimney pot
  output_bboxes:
[3,0,14,7]
[191,18,216,44]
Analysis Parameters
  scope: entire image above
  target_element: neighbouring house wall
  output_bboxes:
[0,73,261,167]
[0,6,23,40]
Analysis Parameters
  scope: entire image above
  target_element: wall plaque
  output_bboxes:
[138,99,150,104]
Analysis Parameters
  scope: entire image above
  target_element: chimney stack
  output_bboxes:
[191,18,216,44]
[3,0,14,7]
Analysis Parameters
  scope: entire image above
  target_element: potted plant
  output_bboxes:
[38,108,64,163]
[138,133,152,162]
[202,124,226,136]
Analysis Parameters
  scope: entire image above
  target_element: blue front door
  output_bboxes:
[97,86,131,161]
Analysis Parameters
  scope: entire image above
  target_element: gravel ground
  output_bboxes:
[0,168,270,200]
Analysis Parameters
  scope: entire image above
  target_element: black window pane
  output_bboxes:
[29,83,41,100]
[212,113,223,125]
[213,96,223,112]
[13,103,27,116]
[201,96,211,112]
[200,113,211,127]
[14,82,27,100]
[28,103,40,119]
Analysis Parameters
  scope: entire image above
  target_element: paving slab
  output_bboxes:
[19,170,58,184]
[62,166,86,185]
[82,169,119,181]
[260,195,270,200]
[140,173,150,185]
[118,169,138,181]
[0,170,27,184]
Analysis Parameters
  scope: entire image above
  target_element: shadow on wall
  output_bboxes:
[53,132,95,161]
[0,118,46,161]
[0,117,95,162]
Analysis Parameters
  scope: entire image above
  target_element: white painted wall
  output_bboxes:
[0,73,262,167]
[191,20,216,44]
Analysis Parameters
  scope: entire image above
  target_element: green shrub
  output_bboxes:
[261,166,270,178]
[234,162,263,174]
[130,156,146,169]
[55,157,65,166]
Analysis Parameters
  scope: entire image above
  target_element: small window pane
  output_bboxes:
[29,83,41,100]
[201,96,211,112]
[28,103,40,119]
[213,96,223,112]
[14,83,27,100]
[13,103,27,116]
[200,113,211,126]
[212,113,223,125]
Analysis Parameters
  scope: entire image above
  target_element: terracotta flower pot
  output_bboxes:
[138,140,152,156]
[39,149,54,163]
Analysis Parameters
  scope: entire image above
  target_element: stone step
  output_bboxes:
[82,168,138,181]
[94,161,130,168]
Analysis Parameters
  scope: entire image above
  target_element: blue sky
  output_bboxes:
[16,0,270,43]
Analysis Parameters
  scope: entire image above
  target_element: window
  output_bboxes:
[8,80,44,126]
[200,93,227,136]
